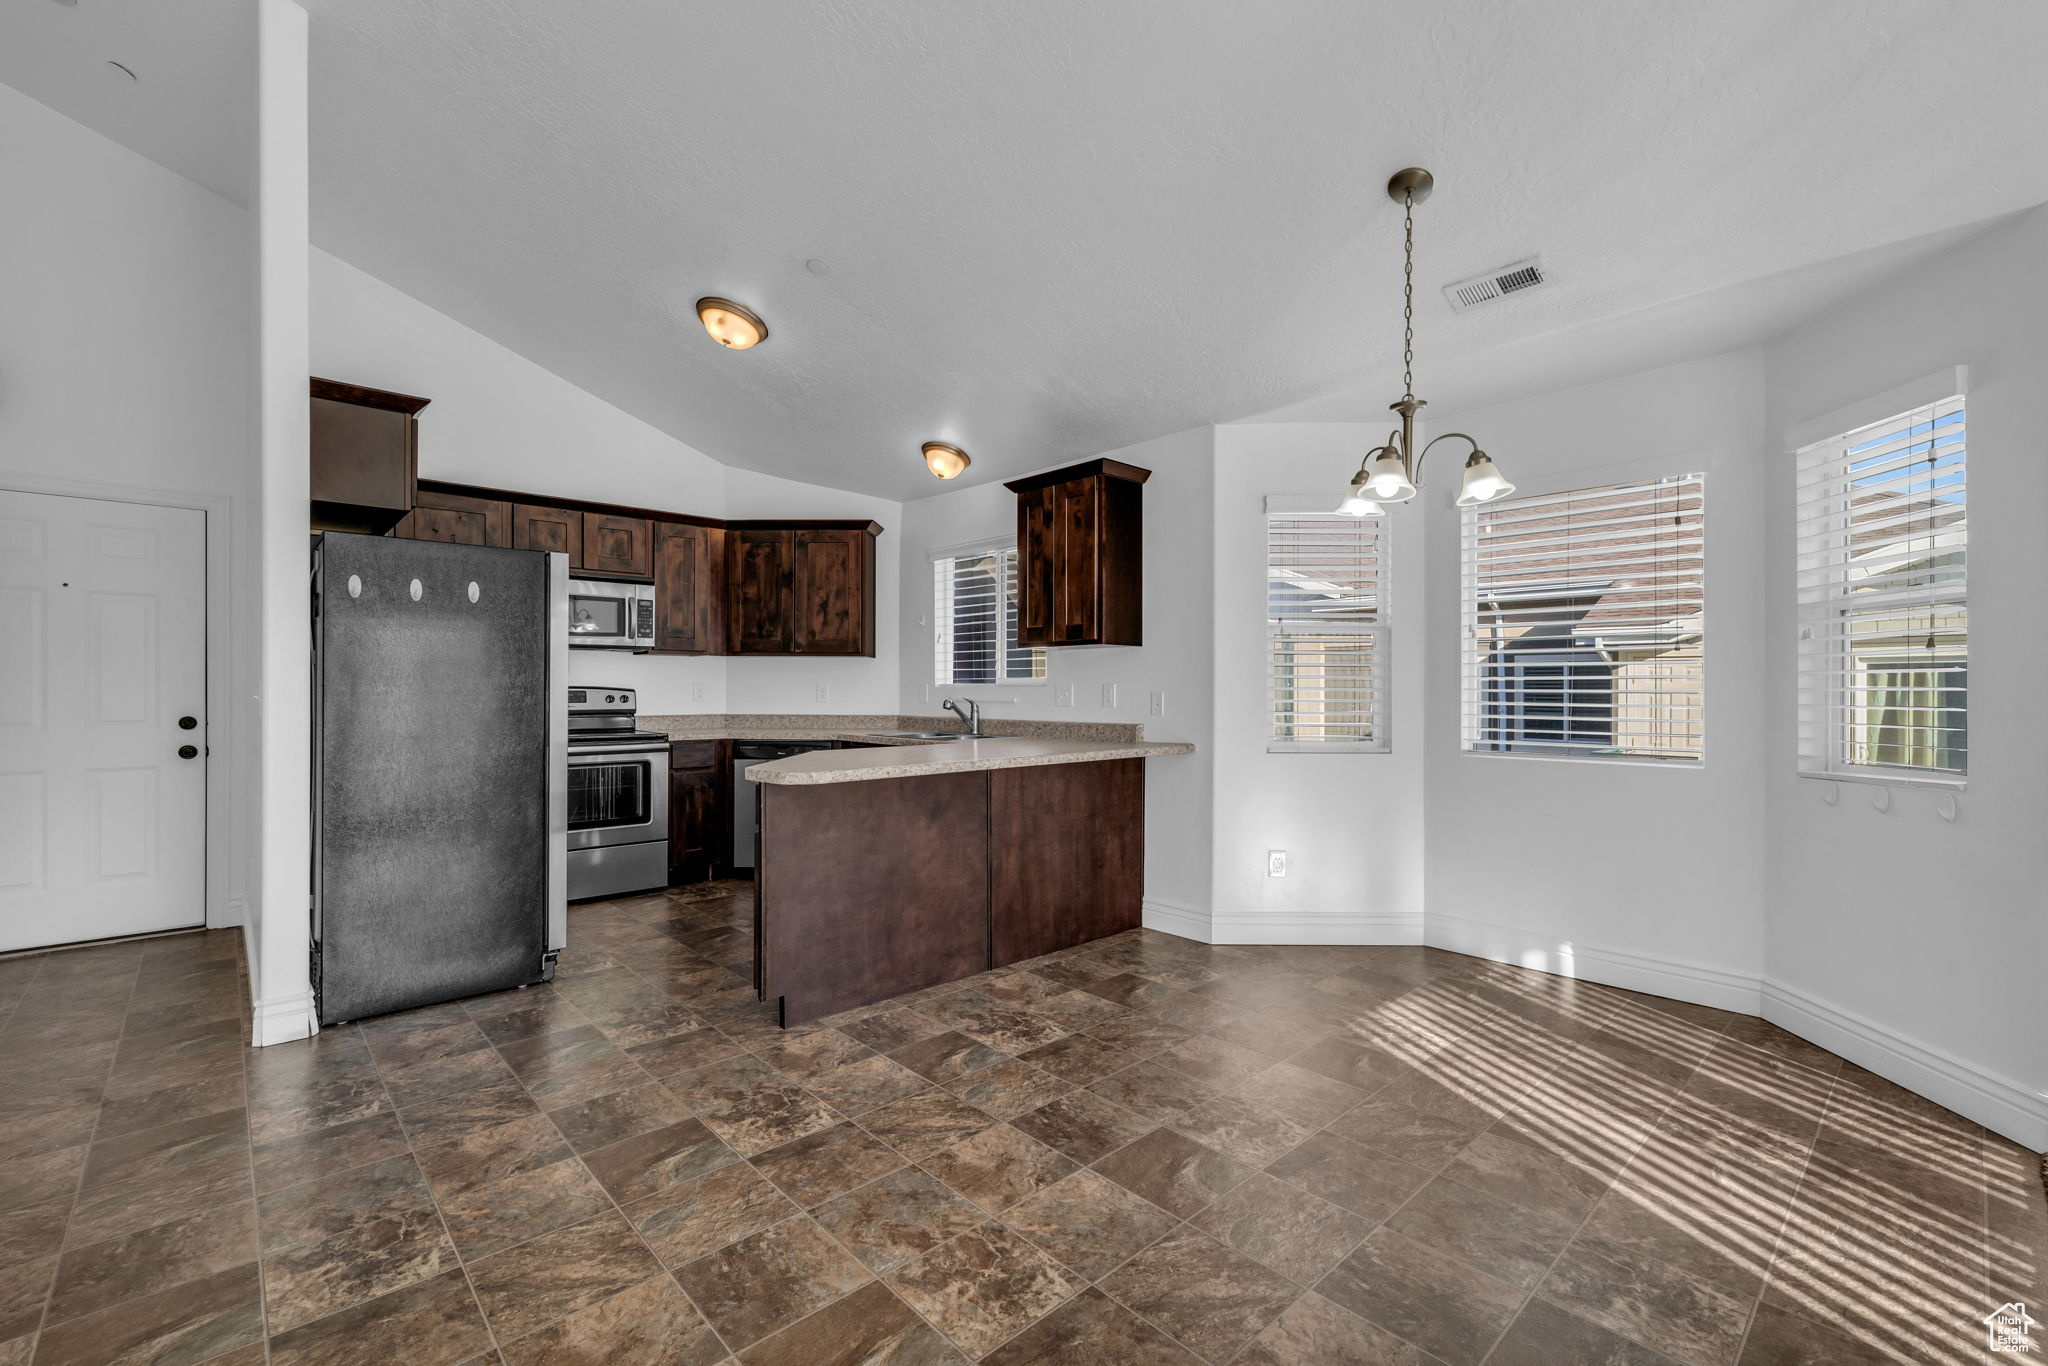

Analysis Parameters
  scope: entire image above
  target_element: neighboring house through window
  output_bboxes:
[932,542,1045,686]
[1795,393,1966,780]
[1267,498,1387,751]
[1461,473,1706,762]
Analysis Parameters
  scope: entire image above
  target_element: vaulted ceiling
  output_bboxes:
[8,1,2046,500]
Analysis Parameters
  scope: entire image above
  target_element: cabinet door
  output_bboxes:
[793,529,868,655]
[1052,477,1101,642]
[653,523,725,653]
[393,490,511,547]
[1015,486,1056,647]
[582,513,652,578]
[512,504,584,566]
[310,394,416,526]
[668,759,724,885]
[730,529,794,653]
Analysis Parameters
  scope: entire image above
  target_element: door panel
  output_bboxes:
[793,529,864,655]
[731,529,793,653]
[512,503,584,565]
[1053,479,1100,642]
[654,523,723,653]
[1015,487,1055,646]
[394,490,511,547]
[581,514,652,578]
[0,490,207,951]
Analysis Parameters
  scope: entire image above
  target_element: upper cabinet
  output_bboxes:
[391,487,510,547]
[511,503,584,563]
[309,378,428,534]
[582,513,652,578]
[1005,459,1149,647]
[653,522,726,654]
[730,525,879,657]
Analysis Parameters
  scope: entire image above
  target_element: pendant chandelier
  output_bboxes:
[1337,168,1515,516]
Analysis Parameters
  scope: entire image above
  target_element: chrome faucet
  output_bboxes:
[942,697,983,737]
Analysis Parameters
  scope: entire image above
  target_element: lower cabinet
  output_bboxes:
[668,740,729,885]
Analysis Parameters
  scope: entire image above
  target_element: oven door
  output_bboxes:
[566,743,670,849]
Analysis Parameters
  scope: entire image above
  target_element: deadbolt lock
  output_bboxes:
[178,716,198,730]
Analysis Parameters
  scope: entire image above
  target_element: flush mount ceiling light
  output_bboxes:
[695,297,766,349]
[1336,167,1515,515]
[922,442,970,479]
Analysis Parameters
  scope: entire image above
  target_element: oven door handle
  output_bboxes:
[568,742,670,757]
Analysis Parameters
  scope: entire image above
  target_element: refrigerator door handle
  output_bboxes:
[547,551,569,955]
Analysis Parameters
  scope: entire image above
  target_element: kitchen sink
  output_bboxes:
[870,730,972,740]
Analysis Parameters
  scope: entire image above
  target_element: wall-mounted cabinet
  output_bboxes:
[309,378,428,534]
[729,525,879,657]
[391,487,510,547]
[511,503,584,563]
[582,513,652,578]
[1005,458,1148,647]
[653,522,726,654]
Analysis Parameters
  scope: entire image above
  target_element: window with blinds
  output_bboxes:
[1461,473,1706,762]
[932,544,1046,686]
[1267,502,1387,751]
[1795,396,1966,780]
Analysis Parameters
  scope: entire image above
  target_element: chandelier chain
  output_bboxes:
[1402,189,1415,401]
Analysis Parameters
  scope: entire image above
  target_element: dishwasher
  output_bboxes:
[732,741,836,871]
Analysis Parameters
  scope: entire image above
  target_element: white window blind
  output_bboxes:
[1461,473,1706,762]
[933,544,1045,686]
[1267,504,1387,751]
[1795,396,1966,781]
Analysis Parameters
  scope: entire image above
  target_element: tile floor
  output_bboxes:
[0,881,2040,1365]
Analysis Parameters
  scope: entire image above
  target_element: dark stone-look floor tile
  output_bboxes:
[252,1109,411,1196]
[466,1209,663,1342]
[1538,1204,1760,1366]
[737,1277,964,1366]
[626,1157,798,1267]
[1170,1091,1316,1168]
[1289,1037,1413,1095]
[837,1005,950,1056]
[623,1026,747,1079]
[266,1267,491,1366]
[496,1026,653,1111]
[917,991,1071,1055]
[940,1058,1072,1120]
[415,1113,573,1200]
[1083,1060,1219,1125]
[858,1091,996,1164]
[1489,1296,1683,1366]
[581,1116,739,1204]
[803,1055,933,1116]
[1016,1034,1133,1087]
[256,1153,458,1332]
[94,1069,245,1140]
[80,1109,248,1193]
[1324,1095,1488,1171]
[1081,1012,1198,1058]
[1316,1227,1524,1366]
[754,1122,905,1208]
[434,1153,617,1259]
[1076,972,1181,1010]
[1439,1128,1611,1227]
[0,1144,84,1217]
[1193,1170,1375,1285]
[1003,1167,1177,1281]
[1100,1224,1301,1362]
[389,1076,539,1150]
[28,1259,263,1366]
[1007,1090,1154,1165]
[758,1029,875,1083]
[546,1080,690,1154]
[887,1221,1082,1357]
[1236,1290,1433,1366]
[886,1032,1008,1086]
[1091,1126,1253,1219]
[921,1124,1077,1215]
[668,1055,842,1156]
[1150,1033,1278,1089]
[0,1103,98,1172]
[1387,1175,1581,1290]
[44,1199,257,1326]
[812,1167,987,1273]
[980,1285,1200,1366]
[499,1273,725,1366]
[673,1214,872,1350]
[0,1252,54,1342]
[64,1147,252,1248]
[1266,1130,1433,1221]
[0,1196,68,1271]
[1734,1299,1895,1366]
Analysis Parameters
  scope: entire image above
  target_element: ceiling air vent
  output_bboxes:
[1442,258,1549,313]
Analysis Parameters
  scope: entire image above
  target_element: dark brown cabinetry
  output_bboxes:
[582,513,652,578]
[653,523,726,654]
[1005,459,1149,647]
[309,379,428,534]
[511,503,584,562]
[390,488,511,547]
[668,740,729,885]
[730,525,879,657]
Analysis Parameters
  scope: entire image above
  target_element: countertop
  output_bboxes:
[743,735,1195,785]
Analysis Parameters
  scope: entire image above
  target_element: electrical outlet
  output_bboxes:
[922,683,931,703]
[690,682,706,703]
[1149,691,1166,717]
[1267,850,1288,878]
[1101,683,1118,708]
[1054,684,1075,708]
[814,683,830,703]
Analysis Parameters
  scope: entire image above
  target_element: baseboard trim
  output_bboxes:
[1762,979,2048,1151]
[1210,908,1424,946]
[251,990,317,1047]
[1424,910,1763,1014]
[1141,897,1211,943]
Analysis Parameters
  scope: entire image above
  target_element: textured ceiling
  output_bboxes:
[0,0,253,206]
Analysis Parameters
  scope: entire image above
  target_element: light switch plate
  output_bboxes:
[1055,684,1075,708]
[1149,691,1166,717]
[1101,683,1118,708]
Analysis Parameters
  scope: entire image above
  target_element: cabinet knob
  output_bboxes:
[177,745,199,760]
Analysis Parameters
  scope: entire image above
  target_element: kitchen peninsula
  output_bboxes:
[739,729,1192,1025]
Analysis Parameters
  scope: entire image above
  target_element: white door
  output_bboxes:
[0,491,208,950]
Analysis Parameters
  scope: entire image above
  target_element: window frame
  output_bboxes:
[929,537,1047,690]
[1264,495,1391,755]
[1457,464,1709,769]
[1792,382,1968,791]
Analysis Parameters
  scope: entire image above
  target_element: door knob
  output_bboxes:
[178,716,198,730]
[177,745,198,760]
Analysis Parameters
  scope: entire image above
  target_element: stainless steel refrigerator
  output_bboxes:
[312,533,567,1024]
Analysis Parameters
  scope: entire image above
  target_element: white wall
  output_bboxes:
[0,78,257,945]
[1208,425,1427,942]
[1420,351,1772,1008]
[1763,206,2048,1139]
[896,427,1218,926]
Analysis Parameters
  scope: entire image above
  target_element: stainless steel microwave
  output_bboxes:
[567,578,655,650]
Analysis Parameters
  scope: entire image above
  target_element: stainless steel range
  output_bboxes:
[567,686,669,900]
